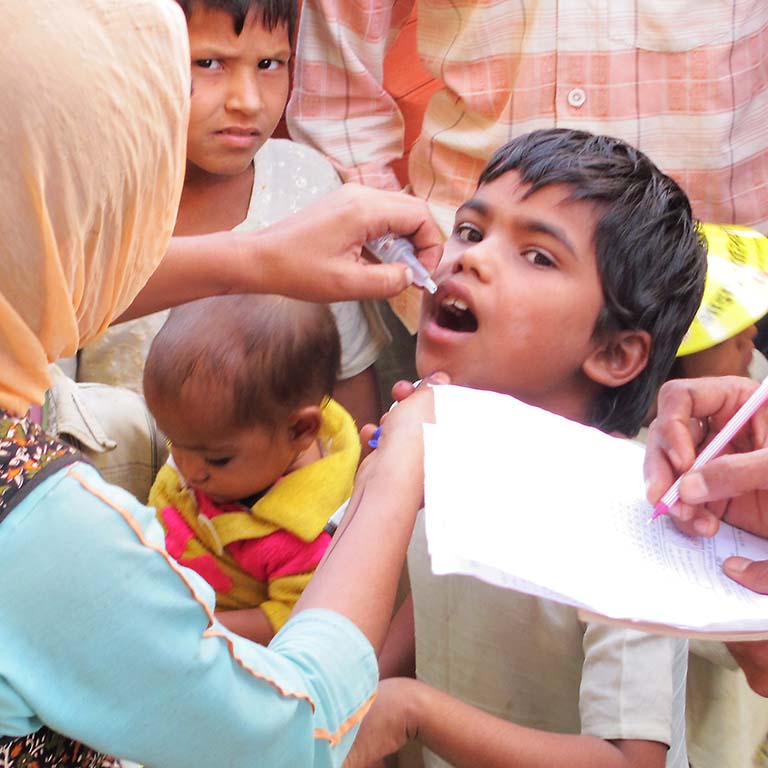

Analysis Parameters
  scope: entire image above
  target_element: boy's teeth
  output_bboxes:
[442,296,468,312]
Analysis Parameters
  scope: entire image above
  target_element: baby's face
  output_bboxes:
[150,393,298,503]
[185,4,291,177]
[416,171,606,416]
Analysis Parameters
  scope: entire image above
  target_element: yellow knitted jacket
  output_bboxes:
[150,398,360,630]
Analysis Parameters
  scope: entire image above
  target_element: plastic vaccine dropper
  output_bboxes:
[365,233,438,294]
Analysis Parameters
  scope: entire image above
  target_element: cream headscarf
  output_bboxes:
[0,0,189,415]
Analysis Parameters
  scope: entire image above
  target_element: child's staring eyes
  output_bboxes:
[523,248,556,268]
[257,59,283,70]
[454,223,483,243]
[454,223,556,268]
[195,59,221,70]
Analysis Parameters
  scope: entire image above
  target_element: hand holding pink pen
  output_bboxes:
[649,375,768,521]
[645,374,768,539]
[645,376,768,699]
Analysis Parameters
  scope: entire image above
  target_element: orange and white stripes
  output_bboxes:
[288,0,768,236]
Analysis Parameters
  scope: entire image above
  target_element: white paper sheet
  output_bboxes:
[423,385,768,639]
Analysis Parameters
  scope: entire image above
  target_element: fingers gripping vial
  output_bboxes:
[365,233,438,294]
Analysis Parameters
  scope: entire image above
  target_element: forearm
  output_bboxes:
[292,366,441,658]
[215,607,275,645]
[116,231,257,322]
[117,185,442,323]
[294,383,442,653]
[8,465,377,766]
[378,592,415,679]
[293,448,422,654]
[404,679,666,768]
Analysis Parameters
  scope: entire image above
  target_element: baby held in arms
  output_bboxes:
[145,294,360,644]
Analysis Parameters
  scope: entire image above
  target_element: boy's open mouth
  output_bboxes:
[217,127,260,137]
[436,296,478,333]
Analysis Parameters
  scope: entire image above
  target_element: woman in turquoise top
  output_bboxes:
[0,1,441,765]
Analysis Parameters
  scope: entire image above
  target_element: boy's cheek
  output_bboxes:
[188,77,218,112]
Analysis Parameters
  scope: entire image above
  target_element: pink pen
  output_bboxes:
[650,375,768,521]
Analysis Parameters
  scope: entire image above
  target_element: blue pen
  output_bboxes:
[368,425,383,449]
[365,233,437,294]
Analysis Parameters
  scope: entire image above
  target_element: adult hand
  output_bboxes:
[344,679,417,768]
[295,377,441,651]
[365,375,442,464]
[359,373,451,459]
[240,183,444,303]
[644,376,768,585]
[645,376,768,698]
[645,376,768,536]
[120,184,443,322]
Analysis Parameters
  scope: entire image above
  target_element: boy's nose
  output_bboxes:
[452,240,493,282]
[226,71,262,114]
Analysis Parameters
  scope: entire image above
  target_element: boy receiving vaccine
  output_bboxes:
[144,295,360,645]
[349,128,708,768]
[78,0,389,428]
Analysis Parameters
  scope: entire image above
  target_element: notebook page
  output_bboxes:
[423,385,768,638]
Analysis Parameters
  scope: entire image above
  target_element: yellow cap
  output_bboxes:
[677,223,768,357]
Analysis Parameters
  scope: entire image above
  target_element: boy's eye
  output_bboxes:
[523,248,556,268]
[205,456,232,467]
[454,223,483,243]
[257,59,282,71]
[195,58,222,70]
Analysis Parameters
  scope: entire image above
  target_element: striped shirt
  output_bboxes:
[287,0,768,236]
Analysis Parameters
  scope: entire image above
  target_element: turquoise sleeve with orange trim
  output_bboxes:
[0,462,377,767]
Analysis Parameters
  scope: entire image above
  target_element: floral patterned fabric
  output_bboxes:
[0,728,120,767]
[0,411,117,766]
[0,411,79,522]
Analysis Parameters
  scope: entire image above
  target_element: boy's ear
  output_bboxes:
[582,330,651,388]
[288,405,323,451]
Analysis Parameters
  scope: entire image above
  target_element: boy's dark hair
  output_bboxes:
[175,0,296,43]
[480,128,707,436]
[144,294,340,428]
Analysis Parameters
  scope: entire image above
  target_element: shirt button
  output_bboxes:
[567,88,586,108]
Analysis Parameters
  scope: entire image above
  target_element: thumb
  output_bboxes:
[340,262,412,300]
[723,556,768,595]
